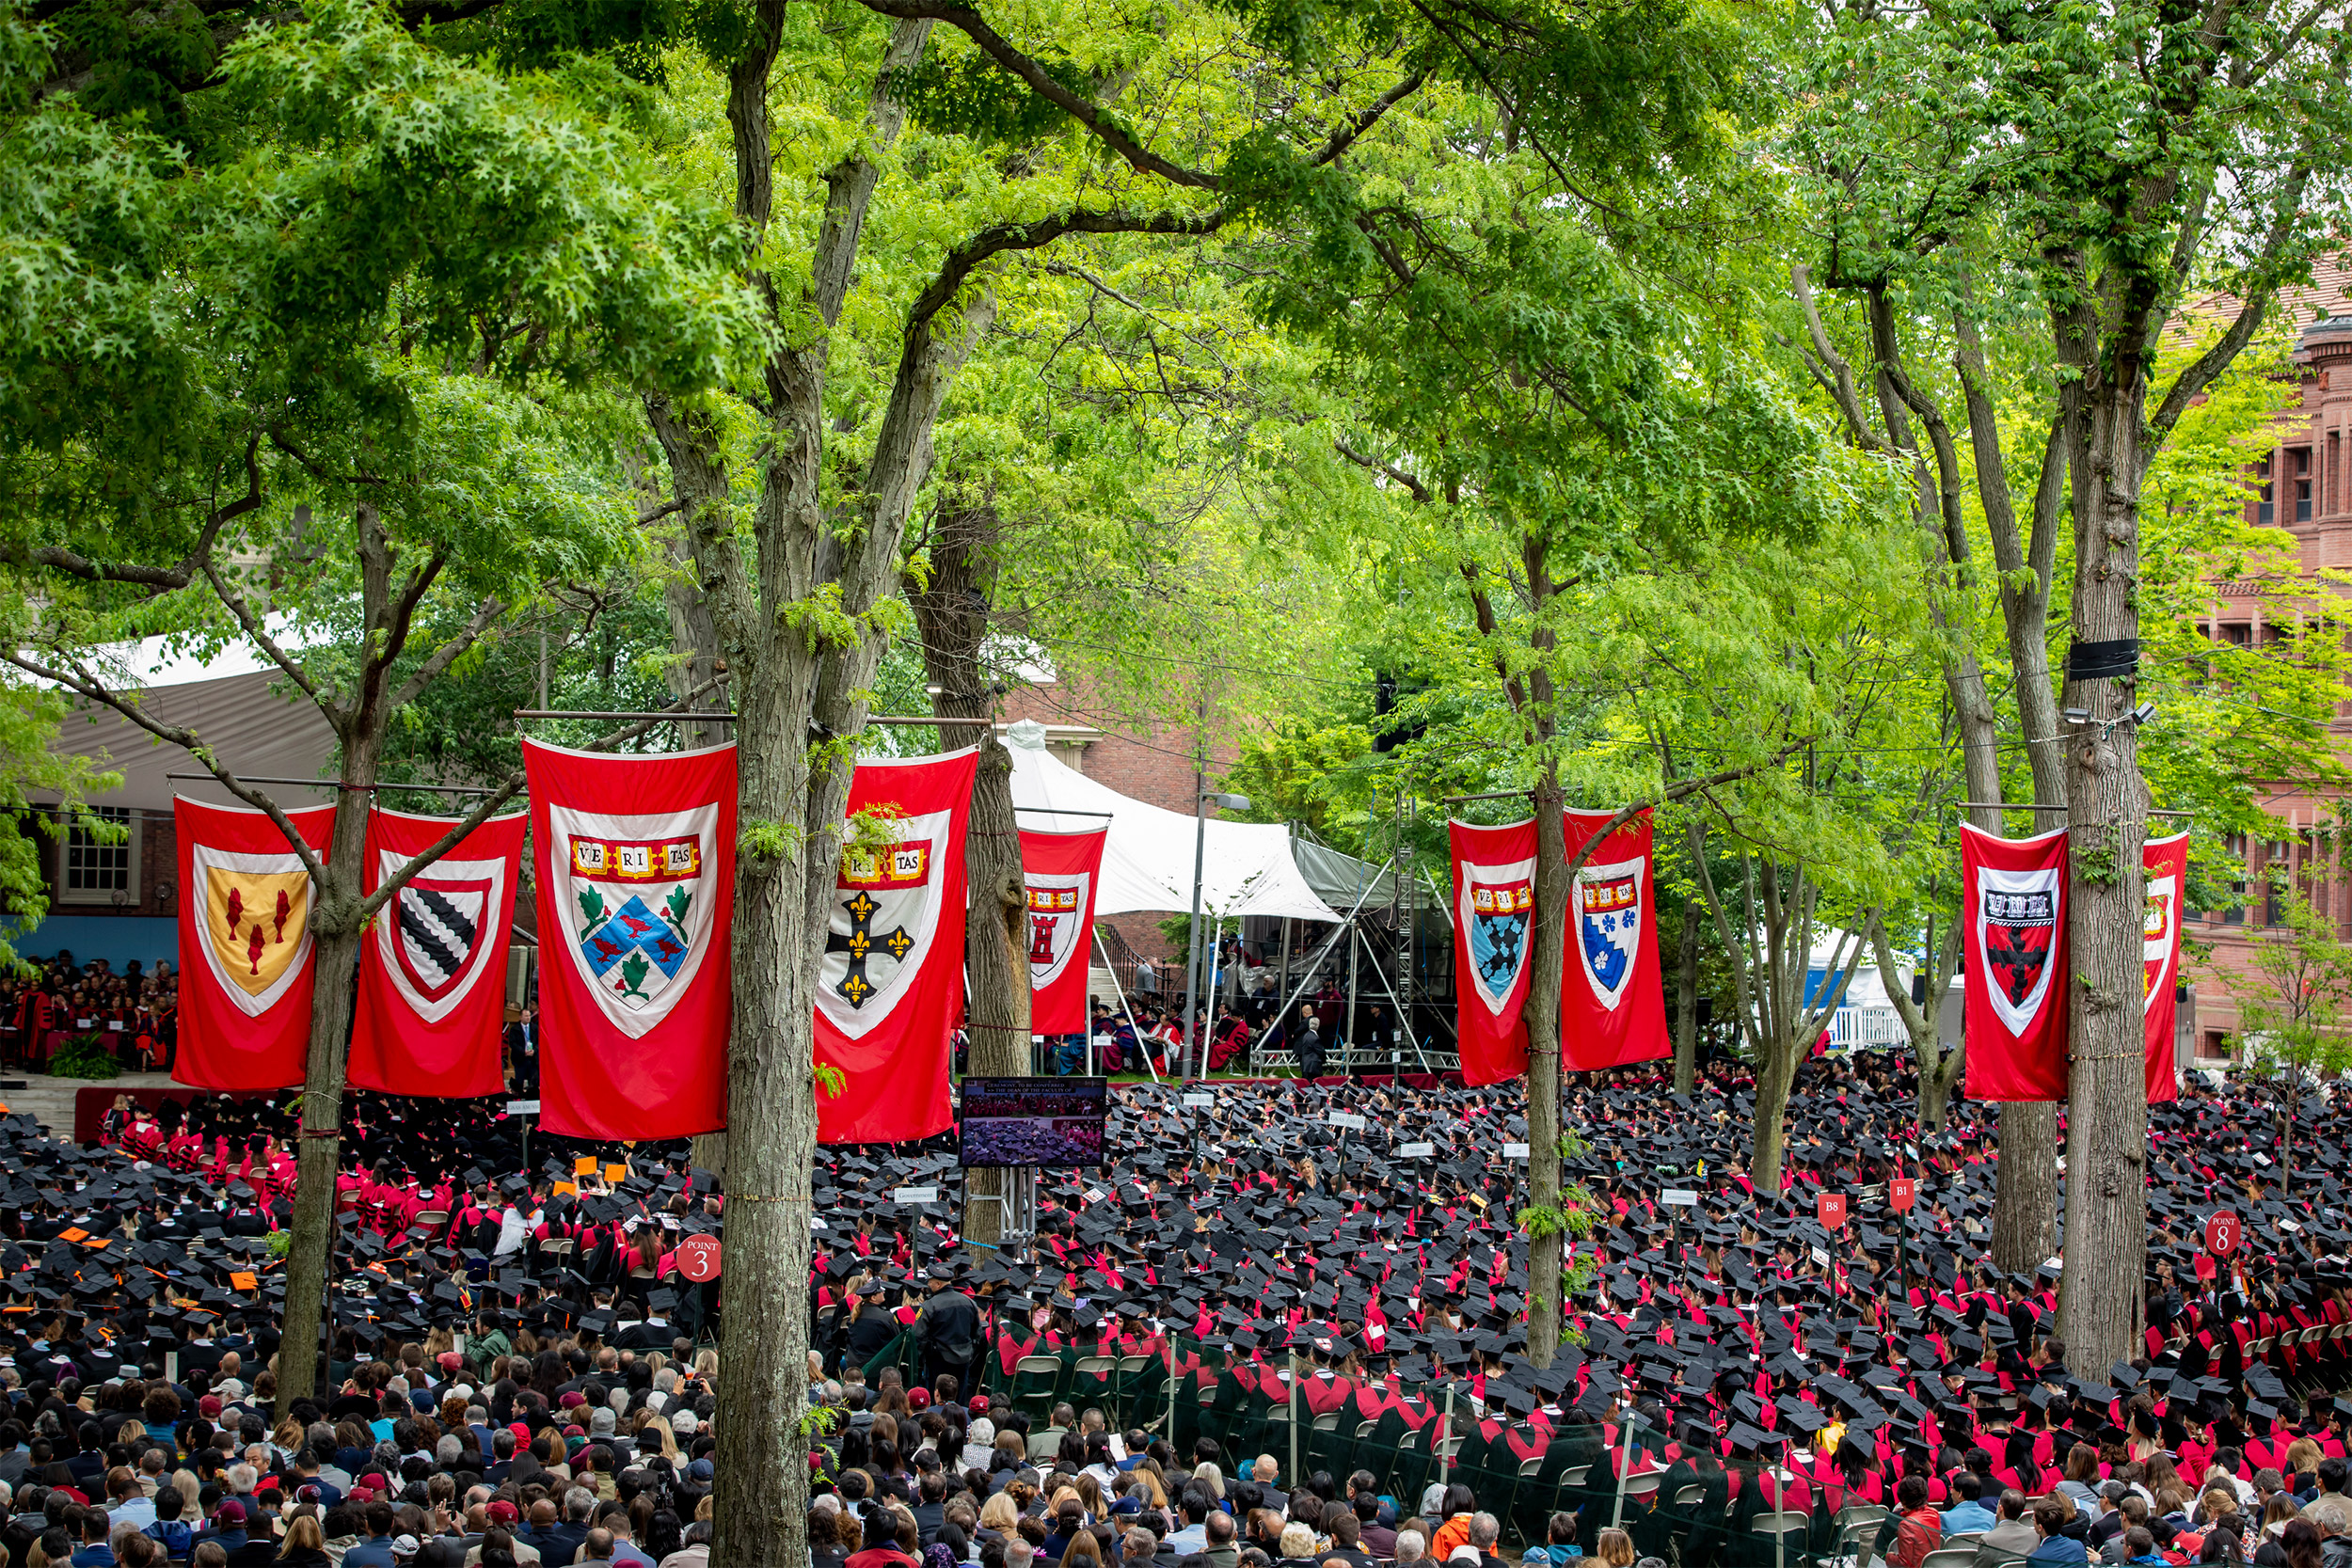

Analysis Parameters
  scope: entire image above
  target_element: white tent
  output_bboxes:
[1001,721,1342,921]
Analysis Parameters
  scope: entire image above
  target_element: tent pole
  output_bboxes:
[1344,924,1361,1063]
[1264,859,1395,1069]
[1097,927,1159,1085]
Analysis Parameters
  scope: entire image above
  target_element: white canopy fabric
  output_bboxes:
[1002,721,1343,921]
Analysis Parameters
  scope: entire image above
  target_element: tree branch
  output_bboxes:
[853,0,1219,189]
[907,207,1226,336]
[4,649,331,884]
[200,559,333,718]
[1332,438,1433,504]
[1312,72,1425,166]
[389,594,504,711]
[13,435,260,594]
[1790,265,1895,455]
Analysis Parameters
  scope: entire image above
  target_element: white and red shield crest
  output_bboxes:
[1575,856,1646,1013]
[1976,864,2060,1037]
[372,850,503,1022]
[818,809,953,1037]
[2144,866,2180,1009]
[1024,872,1090,991]
[1459,858,1534,1015]
[547,801,725,1038]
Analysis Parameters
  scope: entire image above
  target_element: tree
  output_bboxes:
[2233,886,2352,1194]
[616,0,1463,1552]
[1786,0,2352,1364]
[0,0,760,1400]
[1691,838,1866,1191]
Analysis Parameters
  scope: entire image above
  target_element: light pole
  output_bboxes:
[1184,788,1251,1081]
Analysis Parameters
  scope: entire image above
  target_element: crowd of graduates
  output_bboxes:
[0,954,2328,1568]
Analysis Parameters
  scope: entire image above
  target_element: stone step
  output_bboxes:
[1,1070,181,1143]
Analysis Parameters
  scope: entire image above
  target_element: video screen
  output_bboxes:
[959,1077,1107,1167]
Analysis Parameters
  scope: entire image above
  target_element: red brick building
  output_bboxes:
[2189,259,2352,1052]
[995,676,1242,965]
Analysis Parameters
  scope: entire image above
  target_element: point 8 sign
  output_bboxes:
[2206,1211,2242,1258]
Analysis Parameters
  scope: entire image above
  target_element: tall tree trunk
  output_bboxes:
[1673,855,1701,1096]
[1522,767,1567,1368]
[640,402,734,1183]
[1991,1103,2058,1269]
[2055,318,2151,1375]
[910,499,1028,1243]
[279,507,411,1405]
[278,751,373,1403]
[1753,1036,1795,1194]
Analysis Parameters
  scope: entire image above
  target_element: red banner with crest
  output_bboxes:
[348,808,525,1099]
[1020,826,1108,1037]
[173,798,337,1090]
[1961,822,2070,1101]
[2144,832,2188,1104]
[1450,817,1537,1086]
[817,748,979,1144]
[1562,809,1671,1069]
[526,740,736,1140]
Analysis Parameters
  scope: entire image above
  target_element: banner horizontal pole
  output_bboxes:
[512,709,736,721]
[1012,806,1115,818]
[1956,801,2196,817]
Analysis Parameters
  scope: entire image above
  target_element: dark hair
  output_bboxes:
[2283,1519,2321,1568]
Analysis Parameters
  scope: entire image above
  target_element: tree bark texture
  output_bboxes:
[1521,769,1567,1369]
[2055,308,2151,1375]
[1673,872,1701,1097]
[910,500,1028,1243]
[1992,1101,2058,1272]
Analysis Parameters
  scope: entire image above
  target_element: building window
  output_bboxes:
[2295,447,2313,520]
[58,807,136,904]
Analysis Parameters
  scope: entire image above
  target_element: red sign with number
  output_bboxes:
[1889,1179,1916,1213]
[1818,1193,1848,1228]
[677,1234,723,1282]
[2205,1211,2241,1258]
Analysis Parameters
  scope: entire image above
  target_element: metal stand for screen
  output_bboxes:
[962,1165,1038,1243]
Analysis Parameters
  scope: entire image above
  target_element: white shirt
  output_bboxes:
[493,1204,537,1259]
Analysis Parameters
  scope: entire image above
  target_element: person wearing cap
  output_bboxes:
[914,1267,981,1402]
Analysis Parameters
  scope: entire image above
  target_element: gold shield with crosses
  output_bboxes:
[204,866,312,998]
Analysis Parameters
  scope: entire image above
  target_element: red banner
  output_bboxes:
[1450,817,1536,1086]
[1961,823,2069,1101]
[1562,809,1671,1069]
[1021,826,1107,1036]
[526,739,736,1140]
[2144,832,2189,1105]
[348,808,524,1099]
[173,797,336,1090]
[816,748,978,1144]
